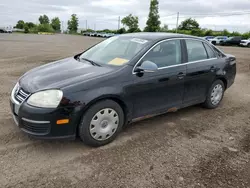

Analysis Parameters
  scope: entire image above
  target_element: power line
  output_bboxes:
[180,10,250,16]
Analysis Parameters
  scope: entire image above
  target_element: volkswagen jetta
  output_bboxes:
[10,33,236,146]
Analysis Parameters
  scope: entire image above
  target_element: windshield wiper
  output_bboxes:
[81,58,101,67]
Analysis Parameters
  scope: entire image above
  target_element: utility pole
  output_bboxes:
[85,20,88,31]
[118,16,121,30]
[176,12,179,33]
[94,23,96,31]
[62,21,64,33]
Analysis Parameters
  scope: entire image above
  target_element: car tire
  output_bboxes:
[247,43,250,48]
[78,100,124,147]
[203,80,225,109]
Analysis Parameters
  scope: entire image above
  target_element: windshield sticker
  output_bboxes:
[108,58,129,66]
[130,38,148,44]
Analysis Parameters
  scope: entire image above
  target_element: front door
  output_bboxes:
[131,39,186,118]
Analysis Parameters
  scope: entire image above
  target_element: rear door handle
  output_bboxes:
[210,66,217,72]
[177,72,185,79]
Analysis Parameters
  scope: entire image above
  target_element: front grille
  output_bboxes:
[20,120,50,135]
[14,88,30,103]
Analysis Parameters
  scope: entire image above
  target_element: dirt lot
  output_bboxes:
[0,33,250,188]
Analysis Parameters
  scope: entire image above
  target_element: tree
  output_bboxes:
[37,24,54,32]
[51,17,61,32]
[39,15,50,24]
[117,28,126,34]
[221,29,230,36]
[16,20,25,29]
[178,18,199,30]
[24,24,29,33]
[144,0,161,32]
[121,14,139,32]
[67,14,79,33]
[26,22,36,29]
[204,29,213,36]
[160,24,169,32]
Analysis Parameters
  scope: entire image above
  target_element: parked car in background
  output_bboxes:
[83,32,90,36]
[208,36,228,45]
[89,32,97,37]
[220,36,242,46]
[203,36,214,41]
[0,26,13,33]
[240,38,250,47]
[10,33,236,147]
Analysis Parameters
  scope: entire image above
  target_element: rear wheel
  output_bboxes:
[78,100,124,147]
[203,80,225,109]
[247,43,250,48]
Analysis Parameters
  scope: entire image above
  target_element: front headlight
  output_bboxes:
[27,90,63,108]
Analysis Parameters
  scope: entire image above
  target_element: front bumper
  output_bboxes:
[10,95,78,140]
[240,43,248,47]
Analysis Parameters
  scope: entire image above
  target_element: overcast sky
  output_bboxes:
[1,0,250,32]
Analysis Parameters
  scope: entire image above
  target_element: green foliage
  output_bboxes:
[67,14,79,33]
[128,27,141,33]
[231,31,241,36]
[26,22,36,29]
[16,20,25,29]
[178,18,200,30]
[242,32,250,39]
[221,29,230,36]
[204,29,213,36]
[24,25,29,33]
[51,17,61,32]
[144,0,161,32]
[117,28,126,34]
[160,24,168,32]
[37,24,54,32]
[191,29,203,36]
[121,14,139,32]
[39,15,50,24]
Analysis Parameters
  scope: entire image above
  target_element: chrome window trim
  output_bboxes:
[132,37,220,74]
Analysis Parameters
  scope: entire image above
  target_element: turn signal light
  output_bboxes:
[57,119,69,125]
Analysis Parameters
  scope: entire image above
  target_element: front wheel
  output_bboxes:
[203,80,225,109]
[78,100,124,147]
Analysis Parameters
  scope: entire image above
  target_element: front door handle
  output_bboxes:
[177,72,185,79]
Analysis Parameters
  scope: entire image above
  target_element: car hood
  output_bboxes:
[19,57,113,93]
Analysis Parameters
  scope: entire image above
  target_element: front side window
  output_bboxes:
[142,40,182,68]
[185,39,208,62]
[80,36,150,66]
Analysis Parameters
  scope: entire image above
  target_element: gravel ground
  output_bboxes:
[0,33,250,188]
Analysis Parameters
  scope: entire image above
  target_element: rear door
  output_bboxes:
[183,39,219,104]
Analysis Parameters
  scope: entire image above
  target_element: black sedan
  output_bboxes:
[10,33,236,147]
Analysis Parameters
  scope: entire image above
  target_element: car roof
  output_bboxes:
[121,32,202,41]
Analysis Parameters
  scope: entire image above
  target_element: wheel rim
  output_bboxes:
[89,108,119,141]
[211,84,223,105]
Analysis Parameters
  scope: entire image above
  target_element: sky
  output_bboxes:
[0,0,250,32]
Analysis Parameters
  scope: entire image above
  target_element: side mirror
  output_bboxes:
[135,60,158,73]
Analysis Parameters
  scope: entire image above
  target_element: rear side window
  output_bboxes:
[203,43,216,58]
[185,40,207,62]
[212,46,226,58]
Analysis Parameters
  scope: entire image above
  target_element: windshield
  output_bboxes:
[80,36,149,66]
[228,37,234,40]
